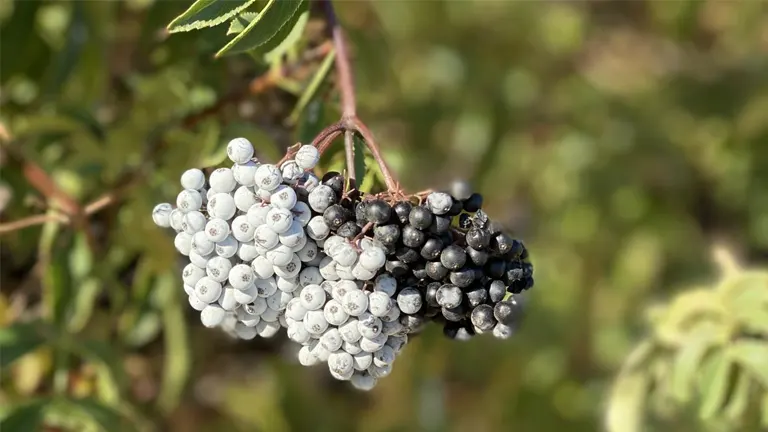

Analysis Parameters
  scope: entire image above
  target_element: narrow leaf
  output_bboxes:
[723,369,751,421]
[262,8,309,62]
[353,135,366,188]
[167,0,257,33]
[227,11,258,35]
[728,340,768,387]
[0,399,47,431]
[156,272,191,413]
[0,322,47,369]
[216,0,304,57]
[605,370,649,432]
[698,352,732,419]
[670,338,712,403]
[287,47,336,125]
[66,277,101,333]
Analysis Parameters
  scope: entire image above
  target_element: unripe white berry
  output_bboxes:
[191,231,215,256]
[381,301,401,323]
[218,286,238,311]
[189,294,207,311]
[335,264,355,281]
[253,225,279,249]
[350,371,377,391]
[181,168,206,190]
[174,232,193,256]
[328,351,354,380]
[254,277,278,298]
[300,284,326,311]
[318,256,339,281]
[305,216,330,241]
[260,307,279,322]
[152,203,173,228]
[235,288,259,310]
[270,185,297,210]
[254,164,282,191]
[339,318,361,343]
[332,243,358,267]
[214,235,238,258]
[320,328,343,352]
[250,255,274,279]
[233,186,258,212]
[182,263,206,287]
[206,256,232,283]
[204,218,230,243]
[373,345,395,367]
[278,220,305,249]
[246,203,271,226]
[200,304,226,328]
[296,240,318,263]
[368,291,392,317]
[285,297,307,321]
[397,287,423,315]
[359,247,386,271]
[301,172,320,192]
[360,333,388,353]
[265,207,293,234]
[352,351,373,371]
[280,160,303,185]
[277,276,300,293]
[256,320,280,338]
[368,363,393,378]
[194,277,222,303]
[181,211,206,235]
[209,168,236,193]
[232,161,258,187]
[208,193,236,220]
[230,215,255,243]
[274,254,301,279]
[288,322,311,344]
[342,340,362,355]
[292,201,312,227]
[332,280,358,303]
[237,240,259,262]
[357,312,383,339]
[298,345,319,366]
[351,264,376,281]
[176,189,203,213]
[189,250,212,268]
[298,266,323,287]
[303,310,329,335]
[374,274,397,297]
[184,284,195,296]
[169,208,184,231]
[235,322,258,340]
[265,245,294,266]
[323,299,349,326]
[226,137,254,164]
[295,145,320,170]
[228,264,254,290]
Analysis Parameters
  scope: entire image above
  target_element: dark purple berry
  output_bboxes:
[455,325,475,341]
[443,322,460,339]
[402,225,426,248]
[504,261,524,283]
[366,200,392,225]
[440,245,466,270]
[321,171,341,183]
[337,221,361,239]
[355,201,368,224]
[470,304,496,331]
[463,193,483,212]
[429,215,451,234]
[408,206,433,230]
[485,259,506,279]
[442,306,465,322]
[323,204,349,230]
[449,268,475,288]
[493,300,520,326]
[424,305,441,318]
[420,238,444,260]
[393,201,413,224]
[436,284,462,309]
[425,282,440,308]
[487,220,503,235]
[323,173,345,197]
[373,224,400,246]
[411,262,428,279]
[458,213,472,229]
[425,261,449,280]
[446,199,463,216]
[466,228,491,250]
[467,247,488,266]
[400,314,426,333]
[490,232,514,255]
[465,286,488,308]
[395,247,420,264]
[509,278,526,294]
[522,262,533,278]
[385,260,409,279]
[488,280,506,303]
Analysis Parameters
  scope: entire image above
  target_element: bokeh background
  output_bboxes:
[2,0,768,431]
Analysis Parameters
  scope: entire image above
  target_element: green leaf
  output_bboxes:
[353,135,366,189]
[670,338,713,403]
[762,392,768,428]
[156,272,191,414]
[262,8,309,62]
[215,0,304,57]
[0,322,47,369]
[66,277,101,333]
[0,399,47,431]
[605,369,649,432]
[227,11,258,35]
[287,47,335,125]
[723,369,751,421]
[728,340,768,387]
[698,352,732,419]
[167,0,257,33]
[68,398,128,431]
[68,232,93,281]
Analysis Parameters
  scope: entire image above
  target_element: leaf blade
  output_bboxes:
[0,399,47,431]
[167,0,257,33]
[728,340,768,387]
[287,47,336,126]
[215,0,304,57]
[0,322,47,369]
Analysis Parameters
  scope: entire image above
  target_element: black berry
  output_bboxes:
[337,221,361,239]
[366,200,392,225]
[323,204,348,230]
[488,280,506,303]
[463,193,483,212]
[466,287,488,308]
[409,206,433,230]
[425,282,441,308]
[449,268,475,288]
[385,260,409,279]
[425,261,449,280]
[430,215,451,234]
[440,245,466,270]
[470,304,496,332]
[436,284,462,309]
[493,300,520,326]
[402,225,426,248]
[467,247,488,266]
[420,238,444,260]
[393,201,413,224]
[374,224,400,246]
[395,247,421,264]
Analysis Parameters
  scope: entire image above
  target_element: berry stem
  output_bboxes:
[344,129,356,183]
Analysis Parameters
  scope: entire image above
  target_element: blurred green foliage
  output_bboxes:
[2,0,768,431]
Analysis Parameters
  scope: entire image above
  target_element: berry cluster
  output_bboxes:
[151,137,533,389]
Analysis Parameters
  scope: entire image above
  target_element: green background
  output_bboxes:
[1,1,767,431]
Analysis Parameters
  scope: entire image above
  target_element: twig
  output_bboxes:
[0,214,67,234]
[343,130,356,183]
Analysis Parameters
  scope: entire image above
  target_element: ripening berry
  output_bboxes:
[400,314,426,334]
[200,304,226,328]
[295,144,320,169]
[152,203,174,228]
[436,284,462,309]
[323,299,349,326]
[493,299,520,325]
[397,288,423,315]
[450,180,473,201]
[214,235,238,258]
[174,232,193,256]
[304,309,329,335]
[176,189,203,213]
[194,277,223,303]
[300,284,326,311]
[342,289,368,316]
[426,192,453,215]
[232,161,258,187]
[368,292,392,317]
[254,277,278,298]
[226,137,254,164]
[306,216,331,241]
[308,185,336,213]
[252,164,281,191]
[209,168,236,193]
[265,245,294,267]
[386,335,407,353]
[188,294,207,311]
[442,305,465,322]
[357,313,383,339]
[350,371,377,391]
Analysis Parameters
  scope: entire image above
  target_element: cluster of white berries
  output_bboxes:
[151,137,408,390]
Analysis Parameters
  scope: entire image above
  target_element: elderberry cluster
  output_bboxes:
[151,136,534,390]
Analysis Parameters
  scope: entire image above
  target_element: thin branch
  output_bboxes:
[0,214,67,234]
[343,130,356,183]
[322,0,356,119]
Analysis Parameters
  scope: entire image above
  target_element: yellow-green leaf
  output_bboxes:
[728,340,768,387]
[227,11,258,35]
[167,0,257,33]
[262,7,309,62]
[670,338,713,403]
[723,369,751,421]
[698,352,732,420]
[287,48,335,126]
[0,321,47,369]
[605,369,649,432]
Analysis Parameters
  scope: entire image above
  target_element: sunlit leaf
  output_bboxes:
[167,0,256,33]
[670,337,714,403]
[605,369,649,432]
[262,7,309,62]
[227,11,257,35]
[728,340,768,387]
[66,277,100,333]
[698,352,731,419]
[723,369,751,421]
[215,0,304,57]
[287,47,335,126]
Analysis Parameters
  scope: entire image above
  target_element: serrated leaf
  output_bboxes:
[0,399,47,431]
[227,11,258,35]
[728,340,768,387]
[215,0,304,57]
[723,369,751,421]
[262,8,309,62]
[0,321,47,369]
[167,0,257,33]
[605,369,649,432]
[287,47,335,125]
[698,352,732,419]
[670,338,713,403]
